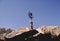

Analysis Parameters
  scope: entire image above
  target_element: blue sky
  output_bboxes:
[0,0,60,29]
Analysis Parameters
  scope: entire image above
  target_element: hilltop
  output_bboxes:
[0,26,60,41]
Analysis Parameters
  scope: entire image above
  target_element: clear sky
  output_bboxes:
[0,0,60,29]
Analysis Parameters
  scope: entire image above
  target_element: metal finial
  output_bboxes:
[28,12,33,19]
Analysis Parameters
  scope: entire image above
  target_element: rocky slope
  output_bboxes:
[39,26,60,37]
[6,26,30,38]
[0,28,13,40]
[6,26,60,38]
[0,26,60,40]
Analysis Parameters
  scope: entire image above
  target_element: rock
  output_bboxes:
[6,26,30,38]
[38,26,60,37]
[0,28,13,40]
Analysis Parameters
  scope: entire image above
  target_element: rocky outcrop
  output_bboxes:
[6,26,30,38]
[5,26,60,38]
[5,29,38,41]
[38,26,60,37]
[0,28,13,40]
[0,26,60,41]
